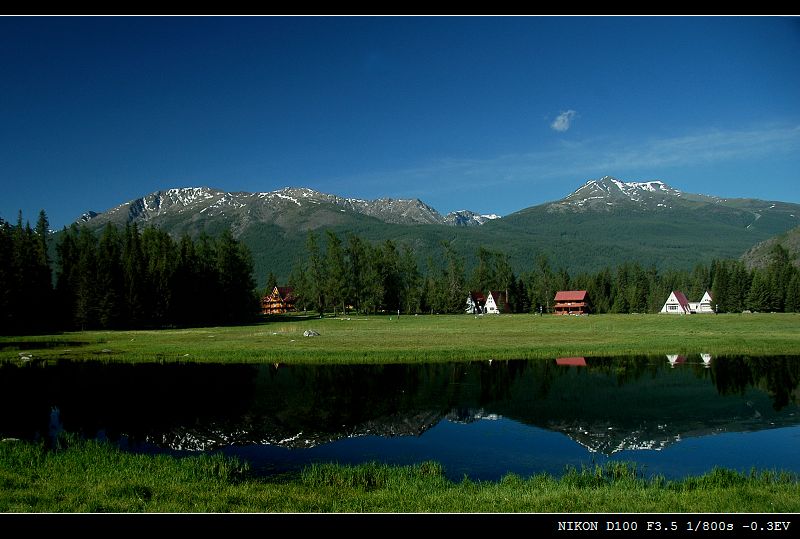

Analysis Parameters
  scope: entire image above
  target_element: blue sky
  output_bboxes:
[1,16,799,228]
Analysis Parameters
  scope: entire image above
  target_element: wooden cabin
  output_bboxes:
[553,290,590,315]
[262,286,296,315]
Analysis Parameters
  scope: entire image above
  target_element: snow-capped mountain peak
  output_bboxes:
[74,186,499,229]
[554,176,684,212]
[444,210,502,227]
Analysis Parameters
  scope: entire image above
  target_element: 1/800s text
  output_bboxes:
[556,519,792,533]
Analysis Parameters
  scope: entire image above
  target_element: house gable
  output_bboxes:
[660,291,691,314]
[660,290,714,314]
[484,290,509,314]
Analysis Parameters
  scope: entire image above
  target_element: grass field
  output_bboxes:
[2,438,798,513]
[3,315,799,514]
[2,313,799,364]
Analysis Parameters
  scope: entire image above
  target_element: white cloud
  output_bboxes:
[550,110,577,132]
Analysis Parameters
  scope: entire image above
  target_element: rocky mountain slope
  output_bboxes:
[741,225,800,270]
[71,177,800,284]
[77,186,498,229]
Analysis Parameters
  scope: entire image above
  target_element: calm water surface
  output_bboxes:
[1,355,798,481]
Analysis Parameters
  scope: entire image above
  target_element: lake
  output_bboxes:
[1,355,798,481]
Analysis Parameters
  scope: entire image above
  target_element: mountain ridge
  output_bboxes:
[77,185,500,229]
[69,177,800,285]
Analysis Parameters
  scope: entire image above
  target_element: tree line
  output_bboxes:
[287,230,800,315]
[3,213,798,336]
[1,212,259,334]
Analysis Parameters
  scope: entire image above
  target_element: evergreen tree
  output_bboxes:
[55,225,79,329]
[216,228,258,323]
[527,253,554,313]
[785,273,800,313]
[73,226,99,329]
[378,240,402,313]
[746,270,772,312]
[362,243,385,314]
[470,247,495,294]
[345,233,367,313]
[711,260,731,313]
[492,251,515,309]
[688,263,710,301]
[172,234,200,325]
[288,263,311,312]
[726,261,750,313]
[589,267,613,313]
[400,243,422,314]
[141,227,178,325]
[324,231,348,315]
[96,224,124,328]
[264,271,278,297]
[194,232,222,325]
[765,244,793,312]
[440,241,466,313]
[122,223,146,326]
[0,219,11,330]
[305,231,325,316]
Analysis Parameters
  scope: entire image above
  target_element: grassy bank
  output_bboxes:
[1,438,798,512]
[1,313,799,364]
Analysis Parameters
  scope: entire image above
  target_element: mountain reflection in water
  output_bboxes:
[1,355,798,479]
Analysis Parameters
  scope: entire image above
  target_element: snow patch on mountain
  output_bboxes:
[444,210,502,227]
[75,185,497,228]
[555,176,685,212]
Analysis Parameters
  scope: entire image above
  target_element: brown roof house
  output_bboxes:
[262,286,296,315]
[553,290,590,315]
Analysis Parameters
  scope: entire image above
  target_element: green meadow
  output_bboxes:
[2,313,799,513]
[2,438,799,513]
[2,313,799,364]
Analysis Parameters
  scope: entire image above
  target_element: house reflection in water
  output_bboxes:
[556,357,587,367]
[666,354,713,368]
[667,355,686,367]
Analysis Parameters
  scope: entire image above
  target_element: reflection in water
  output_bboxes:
[0,356,798,479]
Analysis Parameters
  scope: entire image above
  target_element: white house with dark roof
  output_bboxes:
[485,290,510,314]
[660,291,691,314]
[660,290,714,314]
[691,291,715,314]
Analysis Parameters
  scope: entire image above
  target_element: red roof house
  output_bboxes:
[262,286,296,315]
[556,357,587,367]
[553,290,590,315]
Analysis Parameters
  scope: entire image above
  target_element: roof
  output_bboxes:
[469,291,486,302]
[671,291,690,308]
[265,286,295,302]
[276,286,294,297]
[554,290,587,302]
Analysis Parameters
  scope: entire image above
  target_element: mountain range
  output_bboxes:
[74,176,800,284]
